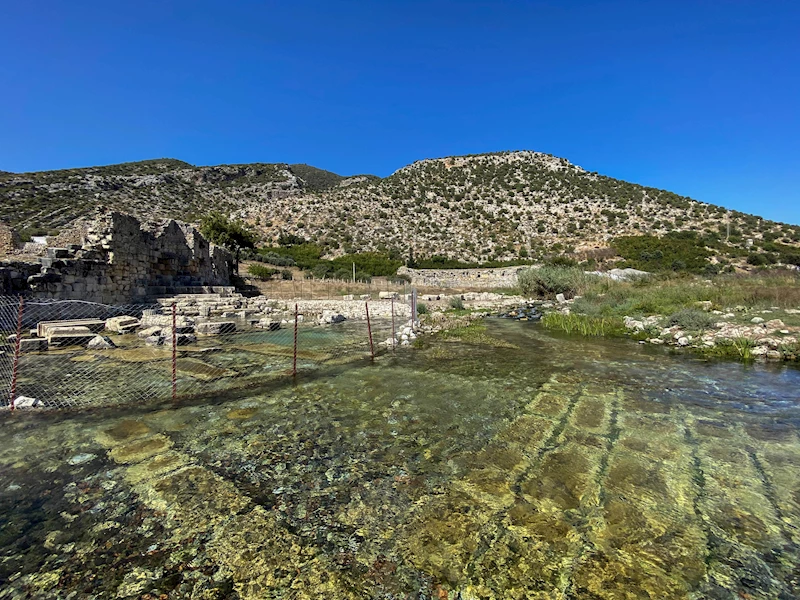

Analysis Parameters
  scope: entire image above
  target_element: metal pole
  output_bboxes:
[391,297,396,351]
[9,296,24,410]
[293,303,298,376]
[171,303,177,401]
[365,301,375,360]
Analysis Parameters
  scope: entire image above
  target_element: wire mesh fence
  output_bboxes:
[1,292,417,410]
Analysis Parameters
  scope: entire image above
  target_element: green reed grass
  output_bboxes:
[541,312,626,337]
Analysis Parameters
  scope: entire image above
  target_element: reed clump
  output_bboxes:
[541,313,626,337]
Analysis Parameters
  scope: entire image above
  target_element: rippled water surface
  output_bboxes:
[2,319,799,599]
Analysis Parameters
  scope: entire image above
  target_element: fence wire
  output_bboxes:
[1,294,417,410]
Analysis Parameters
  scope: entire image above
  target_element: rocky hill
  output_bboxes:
[3,151,799,266]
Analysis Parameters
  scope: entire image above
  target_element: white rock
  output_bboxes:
[137,326,163,339]
[87,335,117,349]
[677,337,690,346]
[751,317,765,324]
[13,396,40,408]
[105,316,140,333]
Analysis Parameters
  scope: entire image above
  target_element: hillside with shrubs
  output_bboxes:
[3,151,799,274]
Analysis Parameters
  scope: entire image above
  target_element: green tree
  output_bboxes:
[200,212,257,272]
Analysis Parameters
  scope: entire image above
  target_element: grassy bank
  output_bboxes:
[521,267,800,362]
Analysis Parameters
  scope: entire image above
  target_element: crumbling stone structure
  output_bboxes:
[19,212,234,303]
[0,222,20,256]
[397,265,529,289]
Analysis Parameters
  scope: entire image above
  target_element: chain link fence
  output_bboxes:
[1,292,418,410]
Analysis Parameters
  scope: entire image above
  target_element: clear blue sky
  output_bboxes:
[2,0,799,224]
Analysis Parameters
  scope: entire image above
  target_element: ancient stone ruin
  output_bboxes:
[397,265,528,289]
[0,212,234,303]
[0,221,20,256]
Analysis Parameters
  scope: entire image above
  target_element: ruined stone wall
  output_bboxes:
[21,212,234,303]
[397,265,530,289]
[0,223,20,257]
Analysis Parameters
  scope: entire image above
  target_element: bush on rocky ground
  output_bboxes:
[666,308,716,330]
[518,266,592,299]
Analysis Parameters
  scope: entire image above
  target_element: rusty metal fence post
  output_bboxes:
[9,296,24,410]
[365,301,375,360]
[293,303,299,376]
[171,302,177,401]
[391,297,396,351]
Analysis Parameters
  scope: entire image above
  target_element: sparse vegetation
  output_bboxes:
[5,151,796,271]
[449,297,465,310]
[518,266,593,299]
[666,308,716,330]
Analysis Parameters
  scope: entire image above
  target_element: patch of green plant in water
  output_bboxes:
[541,313,626,337]
[437,322,519,349]
[695,337,756,361]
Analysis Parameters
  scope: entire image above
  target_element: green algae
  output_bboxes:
[2,319,800,598]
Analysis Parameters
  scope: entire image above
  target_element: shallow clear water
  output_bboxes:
[1,319,799,599]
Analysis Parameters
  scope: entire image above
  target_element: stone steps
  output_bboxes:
[95,417,361,599]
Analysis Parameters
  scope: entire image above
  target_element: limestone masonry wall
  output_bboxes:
[0,222,20,257]
[397,265,529,289]
[3,212,234,303]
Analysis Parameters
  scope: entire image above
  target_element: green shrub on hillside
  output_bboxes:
[247,264,278,279]
[611,233,711,273]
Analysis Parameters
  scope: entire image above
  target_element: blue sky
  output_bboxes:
[2,0,799,224]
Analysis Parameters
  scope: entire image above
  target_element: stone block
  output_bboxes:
[256,319,281,331]
[19,338,48,352]
[47,326,96,347]
[105,316,140,333]
[38,319,106,337]
[165,333,197,346]
[137,326,163,339]
[196,321,237,335]
[87,335,117,349]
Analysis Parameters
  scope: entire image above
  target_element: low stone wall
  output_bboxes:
[397,265,530,289]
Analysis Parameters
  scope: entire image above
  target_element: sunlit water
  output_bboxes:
[1,319,799,599]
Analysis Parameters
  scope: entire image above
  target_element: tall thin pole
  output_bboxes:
[9,296,24,410]
[391,297,396,351]
[293,303,299,376]
[352,262,356,283]
[365,301,375,360]
[171,303,177,401]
